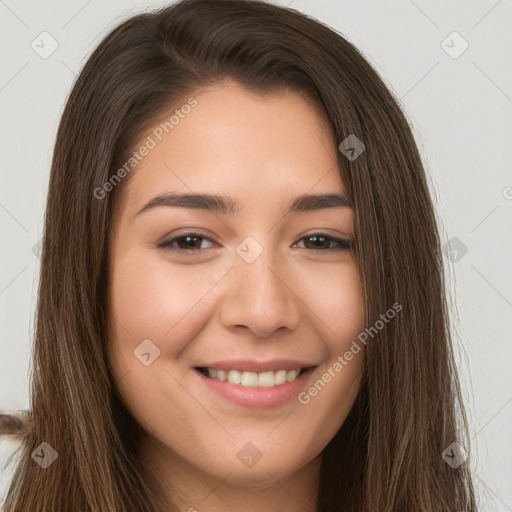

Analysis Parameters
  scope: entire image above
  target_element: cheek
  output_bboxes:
[330,266,364,346]
[296,257,364,344]
[107,253,225,374]
[295,261,365,427]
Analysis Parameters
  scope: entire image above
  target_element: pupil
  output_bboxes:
[307,235,327,249]
[180,236,200,249]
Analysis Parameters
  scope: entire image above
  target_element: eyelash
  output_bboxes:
[157,231,351,255]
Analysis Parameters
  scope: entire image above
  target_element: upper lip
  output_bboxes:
[195,359,317,373]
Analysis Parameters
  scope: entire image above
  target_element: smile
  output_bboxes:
[196,367,306,387]
[194,363,317,409]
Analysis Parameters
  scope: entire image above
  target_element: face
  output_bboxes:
[107,78,365,490]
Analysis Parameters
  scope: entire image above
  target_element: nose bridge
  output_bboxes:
[219,235,301,336]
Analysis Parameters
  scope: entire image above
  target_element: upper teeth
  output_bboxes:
[205,368,302,387]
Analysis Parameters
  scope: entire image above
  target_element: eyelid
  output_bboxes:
[157,229,218,252]
[294,231,352,250]
[157,229,352,254]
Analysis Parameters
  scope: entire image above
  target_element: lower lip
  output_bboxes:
[195,368,315,409]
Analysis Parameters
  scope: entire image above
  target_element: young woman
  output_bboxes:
[2,0,477,510]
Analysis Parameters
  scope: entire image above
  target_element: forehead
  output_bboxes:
[114,79,346,218]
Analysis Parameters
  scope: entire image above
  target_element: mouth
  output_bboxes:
[194,366,316,388]
[194,363,317,409]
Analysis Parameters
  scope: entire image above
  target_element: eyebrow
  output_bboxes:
[135,192,352,218]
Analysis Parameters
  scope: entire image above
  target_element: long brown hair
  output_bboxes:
[3,0,477,510]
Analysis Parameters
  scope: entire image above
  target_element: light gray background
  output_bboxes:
[0,0,511,509]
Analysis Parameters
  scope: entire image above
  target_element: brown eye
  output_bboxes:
[295,233,351,251]
[157,231,351,255]
[158,232,216,253]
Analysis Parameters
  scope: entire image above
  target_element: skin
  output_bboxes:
[107,78,365,512]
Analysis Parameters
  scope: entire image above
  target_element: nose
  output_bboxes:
[219,244,301,338]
